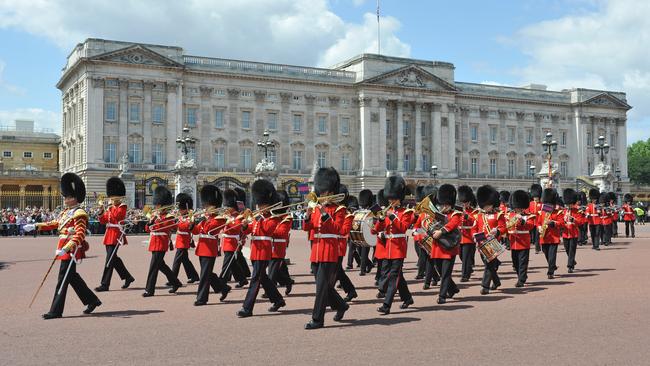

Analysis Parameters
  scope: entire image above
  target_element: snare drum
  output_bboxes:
[418,218,444,255]
[476,235,504,262]
[349,210,376,247]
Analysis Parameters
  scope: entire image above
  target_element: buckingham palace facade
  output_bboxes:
[56,38,631,203]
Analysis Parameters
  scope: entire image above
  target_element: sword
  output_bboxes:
[28,255,58,308]
[106,226,126,269]
[57,247,79,296]
[219,241,242,279]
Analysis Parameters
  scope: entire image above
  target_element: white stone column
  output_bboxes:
[378,98,387,172]
[118,79,128,159]
[431,103,442,170]
[143,81,153,163]
[396,101,404,172]
[618,118,628,177]
[359,96,372,174]
[447,103,457,175]
[89,77,104,164]
[166,82,180,165]
[415,102,422,172]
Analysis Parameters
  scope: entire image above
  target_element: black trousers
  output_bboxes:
[268,258,293,287]
[579,224,588,244]
[602,224,613,245]
[531,227,541,252]
[336,256,356,295]
[242,260,283,312]
[375,258,384,282]
[625,221,635,237]
[237,250,251,278]
[460,244,476,279]
[563,238,578,269]
[434,257,457,299]
[612,222,618,237]
[589,224,601,249]
[145,251,180,294]
[221,251,247,283]
[196,256,229,303]
[100,244,132,288]
[381,259,412,308]
[511,249,530,283]
[171,248,199,282]
[312,262,346,323]
[541,244,558,275]
[481,257,501,289]
[50,260,99,315]
[346,242,360,268]
[359,246,372,273]
[424,258,441,285]
[415,243,428,277]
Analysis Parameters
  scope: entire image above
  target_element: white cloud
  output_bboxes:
[0,0,410,67]
[0,60,26,96]
[0,108,60,133]
[509,0,650,143]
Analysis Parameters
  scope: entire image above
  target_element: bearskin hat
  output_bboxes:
[510,190,530,209]
[347,196,359,210]
[588,188,601,201]
[384,176,407,201]
[608,192,617,202]
[234,187,247,208]
[314,167,340,196]
[477,185,499,209]
[152,185,172,206]
[106,176,126,197]
[274,189,290,214]
[358,189,374,209]
[377,189,389,207]
[415,186,426,202]
[175,192,193,210]
[499,190,511,204]
[557,197,565,207]
[222,189,238,209]
[252,179,278,206]
[598,193,609,205]
[563,188,578,205]
[200,185,222,207]
[339,184,349,201]
[61,172,86,203]
[624,193,633,203]
[530,184,542,199]
[542,188,558,205]
[457,185,475,205]
[578,191,588,206]
[437,184,457,206]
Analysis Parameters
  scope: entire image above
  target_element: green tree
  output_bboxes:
[627,138,650,184]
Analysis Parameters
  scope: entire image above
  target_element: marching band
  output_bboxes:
[33,169,637,329]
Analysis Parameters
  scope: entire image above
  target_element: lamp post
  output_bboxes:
[541,132,558,179]
[175,125,197,161]
[529,165,536,183]
[257,129,275,160]
[593,135,610,163]
[431,165,438,185]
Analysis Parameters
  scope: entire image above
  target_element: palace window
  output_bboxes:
[421,121,427,137]
[587,132,592,146]
[403,121,410,138]
[404,154,410,171]
[490,158,497,176]
[241,111,251,129]
[526,129,533,144]
[471,158,478,176]
[490,126,497,143]
[610,134,616,147]
[422,154,428,172]
[104,143,116,163]
[23,151,32,158]
[43,152,53,159]
[386,154,392,170]
[129,102,141,123]
[293,114,302,132]
[526,159,534,176]
[268,149,276,164]
[317,151,327,167]
[186,107,198,127]
[588,161,592,174]
[341,153,350,171]
[3,151,12,158]
[561,131,567,146]
[267,112,277,130]
[318,115,327,134]
[455,124,460,141]
[561,161,568,177]
[215,109,224,128]
[128,143,141,163]
[455,156,459,172]
[188,146,197,161]
[152,104,165,124]
[240,148,252,170]
[508,127,516,144]
[105,101,117,121]
[386,120,391,137]
[470,125,478,142]
[341,117,350,135]
[152,144,165,164]
[214,147,225,169]
[508,159,515,177]
[292,150,303,170]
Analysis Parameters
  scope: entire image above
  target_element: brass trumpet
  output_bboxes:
[269,192,346,216]
[150,203,178,213]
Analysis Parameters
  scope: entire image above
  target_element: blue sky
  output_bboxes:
[1,0,647,143]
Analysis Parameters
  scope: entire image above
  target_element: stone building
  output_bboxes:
[57,38,631,206]
[0,120,61,209]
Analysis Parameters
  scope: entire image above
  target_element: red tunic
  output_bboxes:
[175,216,199,249]
[600,208,613,226]
[473,210,507,238]
[145,213,176,252]
[250,213,280,261]
[303,203,347,263]
[562,207,586,239]
[373,207,415,260]
[507,212,536,250]
[272,214,292,259]
[98,204,128,246]
[221,212,246,252]
[460,208,476,245]
[338,212,355,257]
[528,200,541,216]
[195,215,226,257]
[39,207,89,261]
[429,211,462,259]
[585,203,601,225]
[537,209,564,244]
[412,214,425,242]
[623,204,635,221]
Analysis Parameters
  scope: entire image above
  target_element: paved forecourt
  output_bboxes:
[1,225,649,365]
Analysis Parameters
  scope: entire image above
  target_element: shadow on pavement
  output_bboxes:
[328,316,421,328]
[0,261,13,271]
[402,304,474,313]
[499,286,547,295]
[65,309,164,319]
[457,295,514,303]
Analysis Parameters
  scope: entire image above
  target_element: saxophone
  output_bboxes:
[538,204,555,237]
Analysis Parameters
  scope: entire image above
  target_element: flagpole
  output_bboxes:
[377,0,381,55]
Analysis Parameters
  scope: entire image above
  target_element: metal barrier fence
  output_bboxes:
[0,190,63,210]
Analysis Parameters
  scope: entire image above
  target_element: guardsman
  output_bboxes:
[143,186,182,297]
[457,185,476,282]
[562,188,586,273]
[194,185,231,306]
[578,191,589,245]
[170,193,199,285]
[412,186,428,280]
[268,190,295,295]
[599,194,614,246]
[237,179,286,318]
[475,185,507,295]
[586,188,602,250]
[375,176,416,315]
[499,191,511,250]
[622,194,635,238]
[529,184,543,254]
[417,185,441,290]
[234,187,252,279]
[336,189,358,302]
[373,189,388,292]
[38,173,102,319]
[507,190,536,287]
[220,189,249,288]
[608,192,619,238]
[95,176,134,292]
[357,189,375,275]
[537,188,565,279]
[303,168,349,329]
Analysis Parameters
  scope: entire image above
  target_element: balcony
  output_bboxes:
[0,170,60,178]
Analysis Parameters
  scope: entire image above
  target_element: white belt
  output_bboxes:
[150,232,168,236]
[106,223,122,228]
[273,239,287,243]
[221,234,240,239]
[176,231,190,236]
[460,226,473,230]
[59,234,71,239]
[509,230,530,234]
[314,234,341,239]
[385,234,406,239]
[251,236,273,241]
[198,234,217,240]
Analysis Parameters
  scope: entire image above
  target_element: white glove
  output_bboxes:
[308,201,318,209]
[55,249,66,256]
[23,224,36,232]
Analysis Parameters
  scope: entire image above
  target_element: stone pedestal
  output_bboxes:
[537,161,560,189]
[119,172,136,208]
[255,158,279,186]
[590,161,613,192]
[174,167,199,205]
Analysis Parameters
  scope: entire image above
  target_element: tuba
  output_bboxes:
[414,196,460,251]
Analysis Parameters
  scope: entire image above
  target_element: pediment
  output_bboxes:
[582,93,631,110]
[360,65,458,92]
[90,45,183,68]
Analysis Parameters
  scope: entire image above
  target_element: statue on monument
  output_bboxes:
[119,153,129,177]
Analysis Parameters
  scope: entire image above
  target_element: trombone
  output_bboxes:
[269,192,346,216]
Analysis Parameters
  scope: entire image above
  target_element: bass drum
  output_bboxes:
[349,210,376,247]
